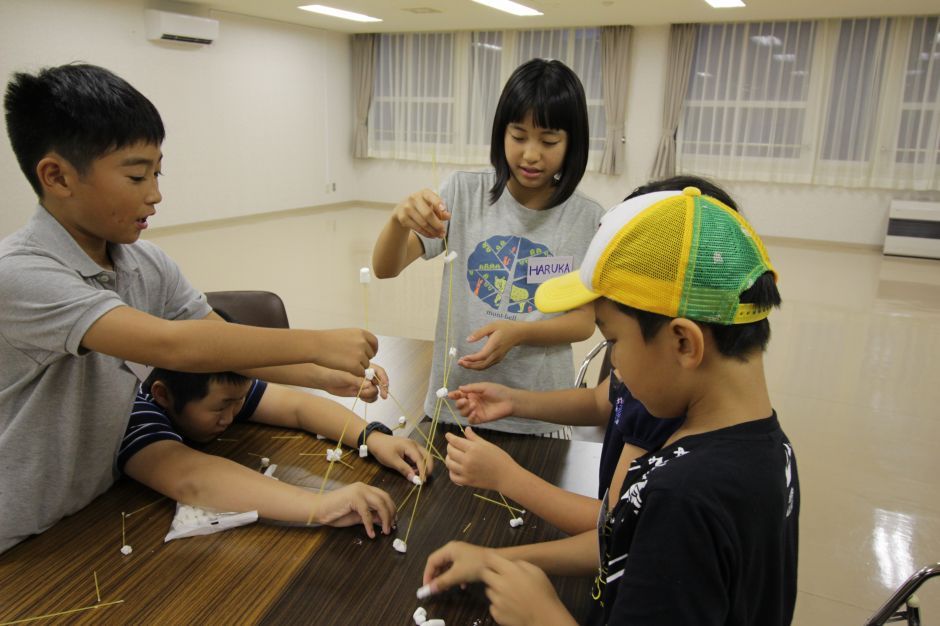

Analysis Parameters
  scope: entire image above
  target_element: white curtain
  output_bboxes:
[599,25,633,175]
[677,17,940,191]
[650,24,696,179]
[351,34,376,159]
[367,28,607,170]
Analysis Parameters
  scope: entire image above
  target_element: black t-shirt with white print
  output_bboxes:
[588,414,799,626]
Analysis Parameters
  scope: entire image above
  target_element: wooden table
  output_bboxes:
[0,337,601,625]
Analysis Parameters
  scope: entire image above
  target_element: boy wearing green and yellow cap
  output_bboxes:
[420,186,799,626]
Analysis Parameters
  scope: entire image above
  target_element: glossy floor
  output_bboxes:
[146,206,940,625]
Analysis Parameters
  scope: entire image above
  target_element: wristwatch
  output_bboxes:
[358,421,393,448]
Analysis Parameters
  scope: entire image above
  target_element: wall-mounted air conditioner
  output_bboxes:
[884,200,940,260]
[145,9,219,45]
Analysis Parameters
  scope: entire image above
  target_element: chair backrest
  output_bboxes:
[205,290,290,329]
[575,340,612,388]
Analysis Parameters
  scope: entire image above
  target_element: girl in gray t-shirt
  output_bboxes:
[373,59,604,435]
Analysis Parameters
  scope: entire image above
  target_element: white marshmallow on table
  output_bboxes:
[263,464,278,478]
[509,517,524,528]
[443,250,458,264]
[393,538,407,553]
[326,449,336,462]
[333,447,343,459]
[260,457,270,468]
[414,614,426,625]
[316,434,326,440]
[359,444,369,458]
[424,620,445,626]
[435,387,448,399]
[398,415,407,425]
[416,585,432,600]
[364,367,375,381]
[448,346,457,358]
[120,544,133,555]
[359,267,371,283]
[411,475,423,486]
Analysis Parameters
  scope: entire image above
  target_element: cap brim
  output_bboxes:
[534,271,601,313]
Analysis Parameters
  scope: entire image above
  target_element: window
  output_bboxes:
[368,28,605,169]
[678,16,940,191]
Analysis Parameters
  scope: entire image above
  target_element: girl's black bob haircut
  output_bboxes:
[489,58,590,207]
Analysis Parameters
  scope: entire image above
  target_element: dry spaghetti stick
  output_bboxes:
[0,599,125,625]
[271,435,302,440]
[462,521,472,534]
[441,398,468,431]
[120,512,126,546]
[498,492,517,519]
[473,493,523,515]
[93,571,101,603]
[397,483,419,512]
[125,497,165,518]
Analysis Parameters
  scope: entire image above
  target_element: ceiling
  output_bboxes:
[177,0,940,33]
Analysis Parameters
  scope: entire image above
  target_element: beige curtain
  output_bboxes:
[352,34,376,159]
[650,24,697,179]
[599,25,633,175]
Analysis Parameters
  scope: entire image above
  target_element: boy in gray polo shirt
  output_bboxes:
[0,64,393,554]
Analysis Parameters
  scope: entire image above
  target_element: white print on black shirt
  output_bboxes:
[783,442,794,518]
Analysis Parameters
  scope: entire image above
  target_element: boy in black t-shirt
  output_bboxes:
[421,186,799,626]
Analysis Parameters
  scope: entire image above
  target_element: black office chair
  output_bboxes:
[205,290,290,329]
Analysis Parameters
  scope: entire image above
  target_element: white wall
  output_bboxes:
[0,0,352,236]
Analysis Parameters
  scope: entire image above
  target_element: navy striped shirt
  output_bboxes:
[117,379,267,472]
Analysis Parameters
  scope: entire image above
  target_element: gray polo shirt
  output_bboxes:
[0,206,210,554]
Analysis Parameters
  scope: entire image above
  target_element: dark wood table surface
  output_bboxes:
[0,336,600,625]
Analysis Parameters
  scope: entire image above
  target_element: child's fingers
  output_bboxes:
[403,443,432,479]
[445,431,471,453]
[355,500,376,539]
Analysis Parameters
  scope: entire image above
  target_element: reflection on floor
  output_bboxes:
[146,206,940,625]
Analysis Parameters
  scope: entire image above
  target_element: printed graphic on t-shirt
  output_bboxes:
[466,235,555,315]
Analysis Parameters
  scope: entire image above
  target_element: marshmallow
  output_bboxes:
[509,517,524,528]
[333,447,343,460]
[121,544,133,555]
[414,615,426,625]
[411,475,423,486]
[414,607,427,617]
[435,387,448,399]
[416,585,432,600]
[364,367,375,381]
[359,267,371,283]
[443,251,458,264]
[359,444,369,458]
[424,620,445,626]
[260,457,270,468]
[448,346,457,358]
[326,449,336,462]
[393,538,407,553]
[398,415,407,425]
[263,464,278,477]
[316,434,326,440]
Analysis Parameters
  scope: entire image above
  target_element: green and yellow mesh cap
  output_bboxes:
[535,187,777,325]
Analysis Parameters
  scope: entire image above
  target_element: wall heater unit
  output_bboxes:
[884,200,940,260]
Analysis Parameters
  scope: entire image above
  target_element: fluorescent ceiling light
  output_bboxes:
[471,0,543,17]
[751,35,782,47]
[705,0,745,7]
[298,4,382,22]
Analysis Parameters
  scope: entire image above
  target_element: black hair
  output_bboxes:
[4,63,165,197]
[145,369,250,415]
[614,175,781,359]
[624,175,738,211]
[489,58,589,207]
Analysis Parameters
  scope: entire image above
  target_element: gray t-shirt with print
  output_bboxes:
[0,206,211,554]
[418,170,604,434]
